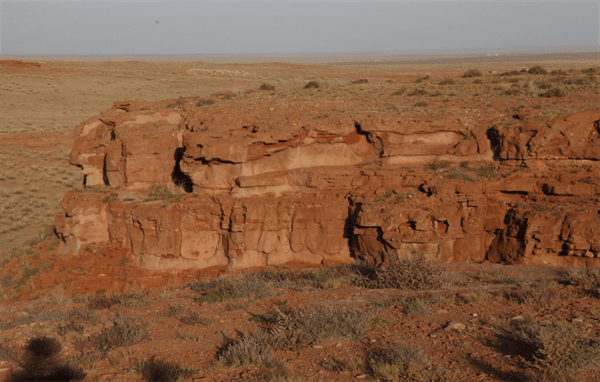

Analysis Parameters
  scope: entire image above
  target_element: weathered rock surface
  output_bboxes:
[56,100,600,269]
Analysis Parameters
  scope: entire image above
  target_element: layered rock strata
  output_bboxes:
[56,100,600,269]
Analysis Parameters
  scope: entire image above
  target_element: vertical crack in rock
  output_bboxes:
[485,127,502,160]
[172,147,193,193]
[344,200,361,259]
[102,155,110,186]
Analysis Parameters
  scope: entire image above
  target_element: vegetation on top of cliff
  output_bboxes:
[144,185,184,203]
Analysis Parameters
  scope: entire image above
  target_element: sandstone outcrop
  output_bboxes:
[56,99,600,269]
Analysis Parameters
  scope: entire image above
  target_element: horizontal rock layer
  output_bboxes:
[56,100,600,269]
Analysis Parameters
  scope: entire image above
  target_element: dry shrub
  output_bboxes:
[475,164,500,179]
[245,269,322,289]
[87,295,120,310]
[179,313,216,326]
[303,81,320,89]
[217,331,274,367]
[438,78,456,85]
[191,277,273,304]
[510,287,563,308]
[539,88,565,98]
[261,304,372,350]
[367,342,426,379]
[137,357,194,382]
[196,98,215,107]
[528,65,548,75]
[0,344,17,361]
[561,269,600,298]
[551,69,568,76]
[85,322,148,352]
[403,298,433,315]
[445,169,476,182]
[463,69,482,78]
[407,89,427,96]
[145,185,183,202]
[367,252,445,290]
[351,79,369,84]
[499,319,600,375]
[259,83,275,91]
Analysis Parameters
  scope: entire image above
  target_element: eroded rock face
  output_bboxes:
[56,100,600,269]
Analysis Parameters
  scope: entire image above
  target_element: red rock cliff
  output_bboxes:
[56,99,600,269]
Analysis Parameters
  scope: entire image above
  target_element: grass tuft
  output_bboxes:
[259,83,275,91]
[498,319,600,375]
[528,65,548,75]
[367,342,426,379]
[303,81,320,89]
[217,331,274,367]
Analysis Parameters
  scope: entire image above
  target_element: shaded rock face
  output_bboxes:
[56,101,600,269]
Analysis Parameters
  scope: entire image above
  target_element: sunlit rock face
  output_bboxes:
[56,100,600,269]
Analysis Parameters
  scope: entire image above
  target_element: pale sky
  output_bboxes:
[1,1,598,56]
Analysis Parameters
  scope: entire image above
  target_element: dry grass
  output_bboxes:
[367,342,426,379]
[352,252,445,290]
[217,331,275,367]
[255,303,373,350]
[498,319,600,376]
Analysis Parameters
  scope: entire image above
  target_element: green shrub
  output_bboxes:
[367,343,426,379]
[391,88,406,96]
[303,81,320,89]
[413,101,428,107]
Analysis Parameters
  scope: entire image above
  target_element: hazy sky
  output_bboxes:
[1,1,598,55]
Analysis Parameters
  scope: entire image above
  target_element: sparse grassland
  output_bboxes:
[1,56,599,382]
